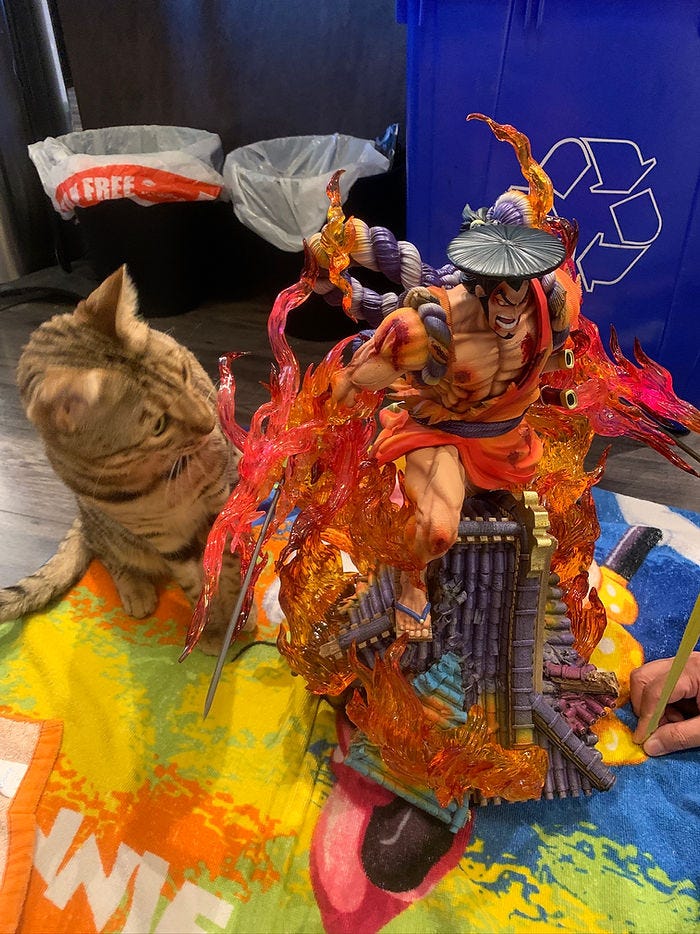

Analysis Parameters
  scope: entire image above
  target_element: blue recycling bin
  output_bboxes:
[397,0,700,405]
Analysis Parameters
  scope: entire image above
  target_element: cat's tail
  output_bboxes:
[0,518,92,622]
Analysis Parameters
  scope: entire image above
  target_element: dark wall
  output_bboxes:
[1,0,71,279]
[56,0,406,152]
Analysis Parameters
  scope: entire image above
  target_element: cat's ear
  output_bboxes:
[26,367,107,434]
[76,265,149,353]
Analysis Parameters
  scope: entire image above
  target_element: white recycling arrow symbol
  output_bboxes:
[582,138,656,194]
[528,137,663,293]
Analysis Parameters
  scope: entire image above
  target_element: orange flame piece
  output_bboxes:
[527,405,608,659]
[468,113,554,227]
[319,170,357,317]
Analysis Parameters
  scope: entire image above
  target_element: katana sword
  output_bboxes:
[203,481,283,719]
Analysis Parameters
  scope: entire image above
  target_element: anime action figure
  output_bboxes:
[331,195,580,640]
[186,114,698,813]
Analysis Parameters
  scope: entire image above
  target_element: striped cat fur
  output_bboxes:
[0,266,251,652]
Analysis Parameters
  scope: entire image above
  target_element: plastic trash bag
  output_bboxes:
[28,125,227,219]
[224,133,390,252]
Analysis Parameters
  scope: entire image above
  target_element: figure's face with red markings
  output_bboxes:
[484,280,531,339]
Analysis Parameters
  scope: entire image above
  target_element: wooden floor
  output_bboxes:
[0,262,698,589]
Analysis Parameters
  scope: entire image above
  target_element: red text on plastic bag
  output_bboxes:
[55,164,223,213]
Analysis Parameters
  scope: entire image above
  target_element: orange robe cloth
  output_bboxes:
[373,407,543,491]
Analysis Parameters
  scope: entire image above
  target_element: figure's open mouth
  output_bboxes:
[495,315,517,329]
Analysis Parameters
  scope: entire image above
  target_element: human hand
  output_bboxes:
[630,652,700,756]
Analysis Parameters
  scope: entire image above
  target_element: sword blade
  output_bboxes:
[202,482,282,719]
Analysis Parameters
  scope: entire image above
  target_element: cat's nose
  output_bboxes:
[183,397,216,435]
[193,409,217,435]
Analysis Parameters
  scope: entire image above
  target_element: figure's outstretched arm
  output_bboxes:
[332,305,431,407]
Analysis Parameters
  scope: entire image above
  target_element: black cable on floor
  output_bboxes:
[228,639,278,664]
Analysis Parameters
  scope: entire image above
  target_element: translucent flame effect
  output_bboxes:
[347,637,549,805]
[529,406,609,659]
[468,112,554,227]
[549,317,700,471]
[181,248,322,657]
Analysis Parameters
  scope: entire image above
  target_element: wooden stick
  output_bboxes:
[640,593,700,742]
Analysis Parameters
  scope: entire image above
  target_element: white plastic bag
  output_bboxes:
[224,134,390,252]
[28,126,227,219]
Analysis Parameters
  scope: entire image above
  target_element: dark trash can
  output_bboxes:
[74,198,238,317]
[29,125,231,316]
[223,129,402,339]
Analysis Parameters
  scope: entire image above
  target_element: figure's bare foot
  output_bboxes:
[394,580,432,641]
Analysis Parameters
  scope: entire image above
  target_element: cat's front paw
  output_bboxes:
[241,602,257,633]
[196,627,226,656]
[114,576,158,619]
[196,603,258,655]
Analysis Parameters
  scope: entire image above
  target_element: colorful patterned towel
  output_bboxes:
[0,488,698,933]
[0,715,62,934]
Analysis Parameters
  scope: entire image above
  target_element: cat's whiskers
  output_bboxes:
[89,462,110,499]
[163,456,184,506]
[164,439,203,496]
[167,453,188,485]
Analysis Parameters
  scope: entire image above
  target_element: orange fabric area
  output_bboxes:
[373,406,543,491]
[0,715,62,934]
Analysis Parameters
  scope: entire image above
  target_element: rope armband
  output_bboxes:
[416,301,452,385]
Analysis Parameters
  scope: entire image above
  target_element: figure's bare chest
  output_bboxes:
[448,317,538,401]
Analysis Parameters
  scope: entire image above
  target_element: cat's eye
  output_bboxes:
[153,414,169,436]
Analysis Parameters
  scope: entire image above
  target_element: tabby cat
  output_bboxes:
[0,265,251,652]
